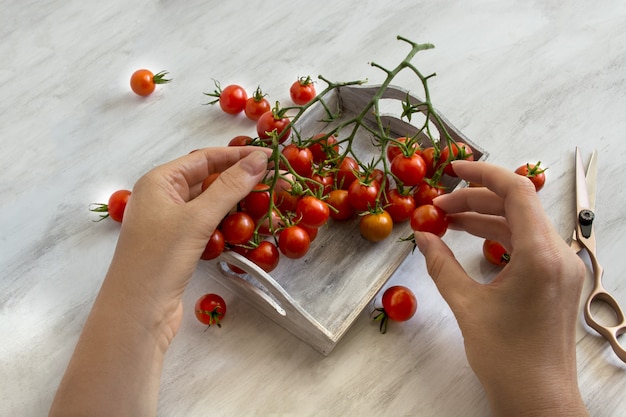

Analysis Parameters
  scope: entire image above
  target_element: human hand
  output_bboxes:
[414,160,589,417]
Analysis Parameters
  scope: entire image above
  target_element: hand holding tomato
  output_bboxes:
[413,160,587,416]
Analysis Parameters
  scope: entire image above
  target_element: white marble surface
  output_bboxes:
[2,1,626,416]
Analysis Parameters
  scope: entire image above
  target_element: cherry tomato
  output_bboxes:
[373,285,418,333]
[413,181,445,207]
[228,135,254,146]
[201,229,225,260]
[299,223,319,242]
[366,168,389,191]
[336,156,361,190]
[386,137,419,162]
[257,209,283,236]
[246,240,280,272]
[360,210,393,242]
[296,196,329,228]
[195,293,227,327]
[244,86,271,121]
[410,204,448,237]
[483,239,511,266]
[514,162,547,191]
[383,188,416,223]
[130,69,171,96]
[439,142,474,177]
[390,153,427,186]
[90,189,132,222]
[221,212,255,245]
[278,225,311,259]
[257,110,291,144]
[219,84,248,114]
[226,245,248,274]
[281,144,314,177]
[420,146,438,178]
[306,171,334,196]
[201,173,221,192]
[326,189,356,221]
[289,76,316,105]
[348,179,380,212]
[308,133,339,164]
[240,183,272,220]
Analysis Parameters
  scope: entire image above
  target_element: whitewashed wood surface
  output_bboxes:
[1,1,626,416]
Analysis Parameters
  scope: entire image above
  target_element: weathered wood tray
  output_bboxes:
[214,84,487,355]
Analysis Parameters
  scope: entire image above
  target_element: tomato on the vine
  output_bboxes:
[201,229,225,260]
[90,189,132,223]
[246,240,280,272]
[373,285,418,333]
[244,86,271,121]
[326,189,356,221]
[195,293,227,327]
[348,178,380,212]
[257,110,291,144]
[308,133,338,164]
[413,181,445,207]
[483,239,511,266]
[295,196,329,228]
[281,144,314,177]
[410,204,448,237]
[383,188,416,223]
[306,171,334,196]
[240,183,273,220]
[130,69,171,96]
[336,156,361,190]
[514,162,546,191]
[420,146,438,178]
[360,210,393,242]
[386,137,418,163]
[278,225,311,259]
[439,142,474,177]
[289,76,316,105]
[390,153,427,186]
[221,212,255,245]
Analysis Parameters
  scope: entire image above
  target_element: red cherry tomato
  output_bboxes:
[483,239,511,266]
[308,134,339,164]
[295,196,330,228]
[90,189,132,222]
[246,240,280,272]
[390,153,427,186]
[336,156,361,190]
[195,293,227,327]
[289,76,316,105]
[130,69,170,96]
[306,171,334,196]
[201,229,225,260]
[410,204,448,237]
[326,189,356,221]
[359,210,394,242]
[348,179,380,212]
[373,285,418,333]
[420,146,438,178]
[220,212,255,245]
[228,135,254,146]
[514,162,547,191]
[278,225,311,259]
[257,110,291,144]
[244,86,271,121]
[439,142,474,177]
[281,144,314,177]
[383,188,416,223]
[413,181,445,207]
[218,84,248,115]
[240,183,273,220]
[386,137,419,162]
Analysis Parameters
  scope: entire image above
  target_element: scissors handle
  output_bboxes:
[583,256,626,363]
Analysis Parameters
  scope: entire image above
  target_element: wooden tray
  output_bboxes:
[213,84,487,355]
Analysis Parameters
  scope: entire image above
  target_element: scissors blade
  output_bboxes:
[571,148,598,252]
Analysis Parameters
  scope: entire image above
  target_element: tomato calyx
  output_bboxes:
[202,79,226,105]
[152,70,172,85]
[372,307,392,334]
[523,161,547,178]
[251,85,268,102]
[401,91,431,122]
[196,306,224,328]
[88,203,111,221]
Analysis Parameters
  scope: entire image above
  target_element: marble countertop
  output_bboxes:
[2,1,626,416]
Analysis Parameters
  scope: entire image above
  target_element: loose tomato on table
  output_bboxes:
[195,293,227,327]
[439,142,474,177]
[201,229,225,260]
[372,285,418,334]
[220,211,256,245]
[483,239,511,266]
[244,86,271,121]
[278,225,311,259]
[360,210,393,242]
[514,162,547,191]
[246,240,280,272]
[228,135,254,147]
[90,189,132,222]
[326,189,356,221]
[129,69,171,96]
[289,76,316,105]
[295,196,330,228]
[257,108,291,144]
[204,82,248,115]
[410,204,448,237]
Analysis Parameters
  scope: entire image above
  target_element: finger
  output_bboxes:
[189,150,269,226]
[433,187,505,217]
[446,212,512,249]
[413,231,478,312]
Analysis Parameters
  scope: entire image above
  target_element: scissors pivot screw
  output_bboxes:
[579,209,595,225]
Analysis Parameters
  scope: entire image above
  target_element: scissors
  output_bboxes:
[571,147,626,362]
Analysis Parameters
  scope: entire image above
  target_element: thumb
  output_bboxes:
[414,231,477,312]
[191,150,268,225]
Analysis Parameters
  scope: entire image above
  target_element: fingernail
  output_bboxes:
[241,151,268,175]
[413,231,429,254]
